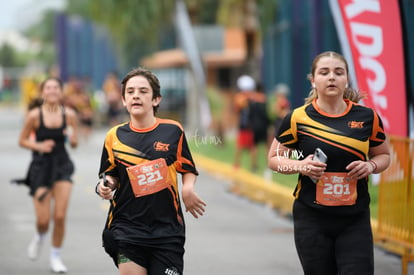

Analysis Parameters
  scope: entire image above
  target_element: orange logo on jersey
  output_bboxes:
[348,121,364,129]
[153,141,170,151]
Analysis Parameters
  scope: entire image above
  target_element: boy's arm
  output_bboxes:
[181,173,206,219]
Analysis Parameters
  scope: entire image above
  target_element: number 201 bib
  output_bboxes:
[126,158,170,197]
[315,172,357,206]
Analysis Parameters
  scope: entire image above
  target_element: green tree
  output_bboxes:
[65,0,176,70]
[64,0,276,71]
[0,43,18,67]
[23,9,60,68]
[34,0,275,73]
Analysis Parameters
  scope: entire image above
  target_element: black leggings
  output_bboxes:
[292,200,374,275]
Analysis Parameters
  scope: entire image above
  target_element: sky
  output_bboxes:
[0,0,66,32]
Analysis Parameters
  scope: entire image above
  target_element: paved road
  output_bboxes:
[0,105,410,274]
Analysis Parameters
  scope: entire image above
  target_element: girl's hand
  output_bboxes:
[38,139,55,153]
[346,160,374,180]
[69,134,78,149]
[301,154,327,181]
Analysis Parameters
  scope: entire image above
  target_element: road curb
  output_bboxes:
[193,153,294,215]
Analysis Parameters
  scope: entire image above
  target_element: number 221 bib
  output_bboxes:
[126,158,171,197]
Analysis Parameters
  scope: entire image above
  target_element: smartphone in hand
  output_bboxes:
[313,148,328,163]
[311,148,328,183]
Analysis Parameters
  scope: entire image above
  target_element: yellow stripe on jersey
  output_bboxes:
[290,104,368,159]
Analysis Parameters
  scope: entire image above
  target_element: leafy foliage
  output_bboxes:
[64,0,277,71]
[0,44,19,67]
[65,0,176,70]
[18,0,278,72]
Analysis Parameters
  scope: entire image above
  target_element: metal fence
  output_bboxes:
[374,136,414,275]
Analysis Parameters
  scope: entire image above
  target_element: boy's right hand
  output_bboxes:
[97,175,118,200]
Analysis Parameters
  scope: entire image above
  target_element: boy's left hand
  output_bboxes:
[182,184,206,219]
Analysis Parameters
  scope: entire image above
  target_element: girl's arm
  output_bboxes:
[66,107,79,149]
[18,110,43,152]
[267,138,326,180]
[367,141,391,173]
[346,140,391,179]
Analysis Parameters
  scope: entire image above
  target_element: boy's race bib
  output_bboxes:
[315,172,357,206]
[126,158,170,197]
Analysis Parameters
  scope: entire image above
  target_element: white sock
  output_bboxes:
[50,247,62,259]
[35,232,46,243]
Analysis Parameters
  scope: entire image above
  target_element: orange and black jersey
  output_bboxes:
[276,99,386,215]
[99,118,198,246]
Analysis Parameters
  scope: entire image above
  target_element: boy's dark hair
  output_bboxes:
[121,67,161,114]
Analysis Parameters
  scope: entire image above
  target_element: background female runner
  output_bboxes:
[18,76,78,273]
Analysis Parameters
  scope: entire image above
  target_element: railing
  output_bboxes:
[374,136,414,275]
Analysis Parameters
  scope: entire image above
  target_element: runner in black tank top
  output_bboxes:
[17,77,79,273]
[27,106,74,197]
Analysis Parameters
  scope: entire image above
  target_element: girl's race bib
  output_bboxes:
[126,158,170,197]
[315,172,357,206]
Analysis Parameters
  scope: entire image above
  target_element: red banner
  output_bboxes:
[330,0,407,137]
